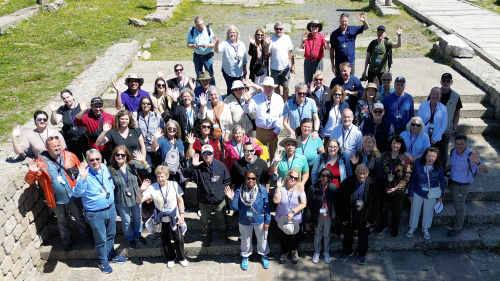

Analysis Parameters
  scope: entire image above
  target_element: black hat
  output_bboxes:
[395,77,406,83]
[441,73,453,80]
[90,97,104,105]
[377,25,386,31]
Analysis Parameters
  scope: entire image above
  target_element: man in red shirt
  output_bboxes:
[73,97,115,163]
[300,20,330,86]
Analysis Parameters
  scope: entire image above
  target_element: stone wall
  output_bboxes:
[1,165,51,280]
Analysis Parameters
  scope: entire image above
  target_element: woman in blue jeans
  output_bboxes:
[407,146,445,240]
[109,145,151,248]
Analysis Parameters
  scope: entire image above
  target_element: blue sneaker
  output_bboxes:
[98,262,113,274]
[340,252,353,262]
[109,255,127,264]
[261,256,270,269]
[241,257,249,271]
[358,255,366,265]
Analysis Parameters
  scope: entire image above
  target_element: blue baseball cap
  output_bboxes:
[395,77,406,83]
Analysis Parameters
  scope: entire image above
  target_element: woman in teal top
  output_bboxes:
[295,118,324,193]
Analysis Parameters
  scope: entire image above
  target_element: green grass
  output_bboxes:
[473,0,500,15]
[0,0,34,17]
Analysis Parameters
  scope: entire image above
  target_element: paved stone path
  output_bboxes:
[40,249,500,280]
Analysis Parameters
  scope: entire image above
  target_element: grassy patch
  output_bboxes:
[0,0,34,17]
[473,0,500,15]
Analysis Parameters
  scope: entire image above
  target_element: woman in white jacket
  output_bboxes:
[198,86,233,143]
[417,87,448,145]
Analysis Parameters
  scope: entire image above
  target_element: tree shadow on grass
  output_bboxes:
[136,5,156,11]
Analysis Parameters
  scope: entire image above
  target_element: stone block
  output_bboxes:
[37,0,50,4]
[0,246,5,265]
[23,184,34,198]
[129,18,147,27]
[291,20,311,30]
[439,34,475,58]
[32,249,40,265]
[34,214,45,231]
[141,51,151,60]
[0,210,6,228]
[427,25,439,33]
[39,226,50,242]
[0,255,13,276]
[26,210,34,223]
[24,194,35,211]
[19,232,31,249]
[3,188,16,204]
[10,259,22,278]
[9,168,29,191]
[43,3,59,12]
[144,9,172,23]
[21,247,32,265]
[4,234,15,253]
[33,235,41,249]
[14,206,24,223]
[54,0,67,7]
[11,242,23,262]
[157,0,174,7]
[12,188,25,205]
[13,223,27,240]
[0,192,6,208]
[4,216,16,236]
[35,197,46,215]
[0,231,4,246]
[27,224,37,240]
[17,260,33,281]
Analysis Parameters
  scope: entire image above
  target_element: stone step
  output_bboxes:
[39,223,500,260]
[457,117,500,134]
[410,92,487,104]
[415,103,495,118]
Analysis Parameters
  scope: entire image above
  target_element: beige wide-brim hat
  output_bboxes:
[124,73,144,86]
[307,20,323,32]
[279,137,302,148]
[260,76,278,88]
[365,83,379,92]
[197,71,213,81]
[277,216,300,235]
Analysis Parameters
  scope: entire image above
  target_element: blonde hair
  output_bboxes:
[155,165,170,176]
[226,25,240,41]
[283,168,301,189]
[312,70,324,81]
[358,135,380,159]
[361,87,380,103]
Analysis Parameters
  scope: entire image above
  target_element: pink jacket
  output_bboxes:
[224,136,263,171]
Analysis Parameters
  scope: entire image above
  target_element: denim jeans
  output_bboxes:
[115,203,143,242]
[304,59,323,85]
[85,204,117,265]
[193,53,215,86]
[314,217,331,254]
[222,69,242,96]
[51,198,91,245]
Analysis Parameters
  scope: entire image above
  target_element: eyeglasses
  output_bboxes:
[289,175,299,181]
[175,69,183,72]
[156,84,166,88]
[257,34,264,37]
[36,118,48,122]
[47,136,59,141]
[202,152,213,156]
[167,127,177,132]
[340,13,349,18]
[246,177,257,181]
[320,174,331,178]
[129,80,139,84]
[310,24,319,28]
[92,105,103,109]
[297,92,307,96]
[115,153,126,158]
[382,79,391,81]
[373,110,384,114]
[234,88,245,91]
[201,125,211,129]
[244,149,255,153]
[141,102,151,106]
[411,123,421,127]
[88,158,101,162]
[275,28,283,31]
[333,93,342,97]
[315,78,323,81]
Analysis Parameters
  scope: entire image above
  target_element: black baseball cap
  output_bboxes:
[395,77,406,83]
[377,25,386,31]
[441,73,453,80]
[91,97,104,105]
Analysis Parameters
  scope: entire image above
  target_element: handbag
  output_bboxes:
[426,167,441,199]
[145,214,161,234]
[234,94,257,130]
[47,155,79,180]
[252,63,265,77]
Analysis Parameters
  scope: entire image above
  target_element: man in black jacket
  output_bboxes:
[230,141,269,191]
[338,164,378,265]
[184,145,231,246]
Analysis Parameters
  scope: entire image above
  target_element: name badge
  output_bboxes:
[246,210,253,218]
[213,123,219,129]
[388,174,395,182]
[273,174,279,181]
[356,199,363,211]
[320,208,327,215]
[286,207,293,213]
[421,185,429,191]
[163,207,172,212]
[100,188,106,193]
[375,58,381,63]
[57,175,66,185]
[211,176,219,182]
[342,44,347,48]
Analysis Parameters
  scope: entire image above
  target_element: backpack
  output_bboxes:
[450,148,477,178]
[368,37,392,70]
[190,24,212,38]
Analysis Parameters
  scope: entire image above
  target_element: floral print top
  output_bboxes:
[381,151,412,194]
[354,100,375,126]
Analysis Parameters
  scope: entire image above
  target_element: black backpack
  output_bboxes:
[367,37,392,70]
[450,148,477,178]
[190,24,212,38]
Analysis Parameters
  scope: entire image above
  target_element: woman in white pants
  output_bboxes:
[406,147,445,240]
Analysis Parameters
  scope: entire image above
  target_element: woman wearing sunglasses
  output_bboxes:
[198,86,232,143]
[150,77,176,122]
[354,83,379,126]
[273,168,307,264]
[248,28,270,84]
[223,125,263,172]
[307,70,331,108]
[12,110,67,157]
[225,170,271,270]
[319,85,349,142]
[134,96,165,170]
[187,118,222,161]
[170,88,199,151]
[48,89,88,161]
[166,64,196,91]
[109,145,151,249]
[400,117,431,164]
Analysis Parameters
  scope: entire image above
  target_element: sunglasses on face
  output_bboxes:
[234,88,245,91]
[289,175,299,181]
[47,136,59,141]
[341,13,349,18]
[310,25,319,28]
[382,78,391,81]
[297,92,307,96]
[257,34,264,37]
[202,152,213,156]
[373,110,384,114]
[175,69,183,72]
[275,28,283,31]
[320,174,331,178]
[129,80,139,84]
[244,149,255,153]
[92,105,103,109]
[89,158,101,162]
[141,102,151,106]
[333,94,342,97]
[167,127,177,132]
[156,84,166,88]
[202,125,211,129]
[246,177,257,181]
[115,153,126,158]
[411,123,421,127]
[37,118,48,122]
[315,78,323,81]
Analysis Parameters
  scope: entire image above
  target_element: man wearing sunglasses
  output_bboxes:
[184,145,231,246]
[25,137,91,253]
[230,141,270,192]
[329,62,364,112]
[359,102,395,153]
[300,20,330,85]
[330,12,369,77]
[74,149,126,273]
[283,82,320,138]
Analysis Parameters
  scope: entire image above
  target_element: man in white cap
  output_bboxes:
[359,101,395,153]
[184,144,231,246]
[113,74,152,112]
[242,76,284,158]
[224,80,255,134]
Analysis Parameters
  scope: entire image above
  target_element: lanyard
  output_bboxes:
[425,166,433,187]
[186,109,193,130]
[286,153,296,171]
[36,129,49,145]
[357,180,365,198]
[229,43,239,56]
[301,134,310,154]
[321,185,327,208]
[206,161,215,177]
[142,111,151,133]
[362,151,369,165]
[132,94,138,111]
[89,166,105,188]
[177,77,184,91]
[234,141,243,158]
[266,97,272,113]
[118,167,128,186]
[409,134,418,154]
[396,95,402,116]
[69,105,76,125]
[333,104,341,126]
[158,182,171,204]
[213,104,222,124]
[294,98,307,120]
[390,157,396,175]
[98,116,104,128]
[429,102,438,124]
[286,188,294,208]
[342,126,352,149]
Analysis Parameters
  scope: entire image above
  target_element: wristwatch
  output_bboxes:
[291,210,296,214]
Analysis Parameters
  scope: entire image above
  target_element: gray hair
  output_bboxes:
[274,21,283,28]
[180,88,195,99]
[226,25,240,41]
[231,125,246,137]
[295,82,308,92]
[342,108,354,117]
[86,149,102,161]
[194,16,203,25]
[207,85,221,96]
[406,117,426,135]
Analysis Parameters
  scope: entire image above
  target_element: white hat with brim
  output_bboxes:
[260,76,278,88]
[279,137,302,148]
[231,80,245,90]
[278,216,300,235]
[124,73,144,87]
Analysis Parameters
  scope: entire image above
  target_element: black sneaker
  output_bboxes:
[447,229,462,237]
[218,233,230,244]
[202,237,212,247]
[136,236,147,246]
[375,225,388,234]
[391,227,399,238]
[128,240,137,249]
[63,242,73,252]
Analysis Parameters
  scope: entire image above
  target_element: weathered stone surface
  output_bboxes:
[3,234,14,253]
[0,210,6,228]
[141,51,152,60]
[37,0,50,4]
[0,254,13,276]
[157,0,174,7]
[129,18,148,27]
[4,216,16,236]
[263,22,292,33]
[11,242,23,263]
[10,259,22,278]
[43,3,59,12]
[12,223,26,240]
[54,0,67,7]
[145,9,172,23]
[439,34,475,58]
[291,19,311,30]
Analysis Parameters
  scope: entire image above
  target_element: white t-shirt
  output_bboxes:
[142,181,183,222]
[269,34,293,71]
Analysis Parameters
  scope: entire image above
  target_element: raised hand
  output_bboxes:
[311,131,319,140]
[302,32,308,43]
[359,11,367,23]
[79,165,89,180]
[12,125,22,138]
[186,133,196,144]
[102,120,112,132]
[192,153,202,166]
[140,178,151,192]
[248,35,255,45]
[157,67,164,78]
[373,76,380,87]
[48,100,58,112]
[276,178,283,190]
[395,25,403,36]
[154,127,163,139]
[323,32,330,43]
[242,90,253,103]
[350,154,359,165]
[199,93,208,107]
[187,78,195,90]
[274,150,283,162]
[170,87,180,101]
[263,34,271,45]
[111,80,120,93]
[212,35,219,45]
[309,81,315,93]
[468,150,481,164]
[80,99,88,112]
[133,150,145,162]
[224,186,234,200]
[28,159,40,173]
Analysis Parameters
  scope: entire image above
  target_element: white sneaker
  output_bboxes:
[324,252,331,264]
[312,252,320,264]
[179,259,188,267]
[422,228,431,240]
[167,260,174,268]
[406,228,415,238]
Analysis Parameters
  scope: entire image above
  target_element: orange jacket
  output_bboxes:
[25,150,81,208]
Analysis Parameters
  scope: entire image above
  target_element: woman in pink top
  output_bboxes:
[224,125,263,171]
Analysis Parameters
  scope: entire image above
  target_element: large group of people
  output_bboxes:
[17,14,490,274]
